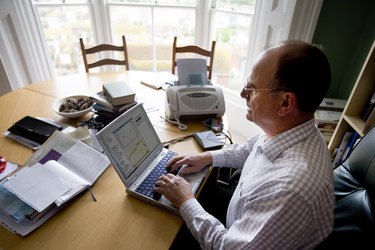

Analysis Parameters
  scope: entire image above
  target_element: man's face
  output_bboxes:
[240,49,283,129]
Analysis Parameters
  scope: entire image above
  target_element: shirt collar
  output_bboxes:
[260,119,317,162]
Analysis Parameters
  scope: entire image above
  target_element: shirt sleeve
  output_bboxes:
[180,188,315,250]
[180,199,228,249]
[210,135,259,169]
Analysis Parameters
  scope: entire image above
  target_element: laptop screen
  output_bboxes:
[96,104,160,179]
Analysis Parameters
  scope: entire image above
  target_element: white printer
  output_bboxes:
[165,85,225,121]
[164,58,226,130]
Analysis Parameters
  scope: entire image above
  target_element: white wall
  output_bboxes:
[0,57,12,95]
[0,0,53,92]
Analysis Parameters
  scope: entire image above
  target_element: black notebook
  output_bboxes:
[7,116,63,144]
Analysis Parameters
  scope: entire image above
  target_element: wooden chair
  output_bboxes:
[172,36,216,80]
[80,36,129,73]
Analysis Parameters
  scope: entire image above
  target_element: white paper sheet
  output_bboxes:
[3,163,72,212]
[176,58,208,86]
[0,161,19,181]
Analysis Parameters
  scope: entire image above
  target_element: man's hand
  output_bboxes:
[154,173,195,208]
[166,151,212,175]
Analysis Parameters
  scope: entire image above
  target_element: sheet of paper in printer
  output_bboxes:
[176,58,209,86]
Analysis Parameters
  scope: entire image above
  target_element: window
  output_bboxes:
[211,0,256,93]
[33,0,94,75]
[108,2,196,72]
[32,0,256,92]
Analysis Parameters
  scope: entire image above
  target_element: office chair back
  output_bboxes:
[316,126,375,249]
[172,36,216,80]
[80,35,129,73]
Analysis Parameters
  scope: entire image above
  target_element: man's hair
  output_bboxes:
[273,40,331,113]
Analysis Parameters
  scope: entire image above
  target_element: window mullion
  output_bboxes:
[195,0,205,47]
[92,0,111,44]
[288,0,324,41]
[151,6,156,72]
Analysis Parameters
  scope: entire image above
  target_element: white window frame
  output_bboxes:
[105,1,201,72]
[0,0,54,86]
[221,0,324,137]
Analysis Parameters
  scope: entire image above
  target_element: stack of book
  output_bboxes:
[332,131,359,167]
[315,110,341,144]
[315,98,347,144]
[361,91,375,121]
[90,81,137,120]
[102,81,136,106]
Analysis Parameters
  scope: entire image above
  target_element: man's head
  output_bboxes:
[241,40,331,136]
[272,41,331,112]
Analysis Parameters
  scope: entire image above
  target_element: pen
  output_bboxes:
[88,187,97,202]
[0,156,6,173]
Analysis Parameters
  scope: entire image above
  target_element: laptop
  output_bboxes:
[95,103,208,214]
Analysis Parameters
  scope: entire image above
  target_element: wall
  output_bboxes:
[0,0,54,92]
[312,0,375,99]
[0,58,12,96]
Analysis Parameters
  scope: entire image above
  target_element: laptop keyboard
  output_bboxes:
[135,151,177,200]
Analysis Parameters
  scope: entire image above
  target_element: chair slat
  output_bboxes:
[80,36,130,73]
[172,36,216,80]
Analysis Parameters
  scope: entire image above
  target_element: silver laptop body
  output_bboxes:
[96,104,207,214]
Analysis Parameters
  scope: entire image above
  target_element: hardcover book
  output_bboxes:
[361,91,375,121]
[91,91,137,113]
[102,81,136,106]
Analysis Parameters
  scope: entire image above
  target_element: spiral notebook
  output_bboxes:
[2,162,71,212]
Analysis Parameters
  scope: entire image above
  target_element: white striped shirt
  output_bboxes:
[180,119,334,249]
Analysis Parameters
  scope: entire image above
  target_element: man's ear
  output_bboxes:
[277,92,296,116]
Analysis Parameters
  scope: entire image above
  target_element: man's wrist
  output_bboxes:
[176,196,195,208]
[179,198,204,222]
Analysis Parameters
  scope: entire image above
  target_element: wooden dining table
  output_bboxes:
[0,71,216,250]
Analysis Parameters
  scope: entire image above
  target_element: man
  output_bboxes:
[155,40,335,249]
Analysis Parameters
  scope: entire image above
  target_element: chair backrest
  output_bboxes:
[80,36,129,73]
[316,125,375,249]
[172,36,216,80]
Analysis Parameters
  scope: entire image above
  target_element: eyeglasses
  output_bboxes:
[241,86,287,98]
